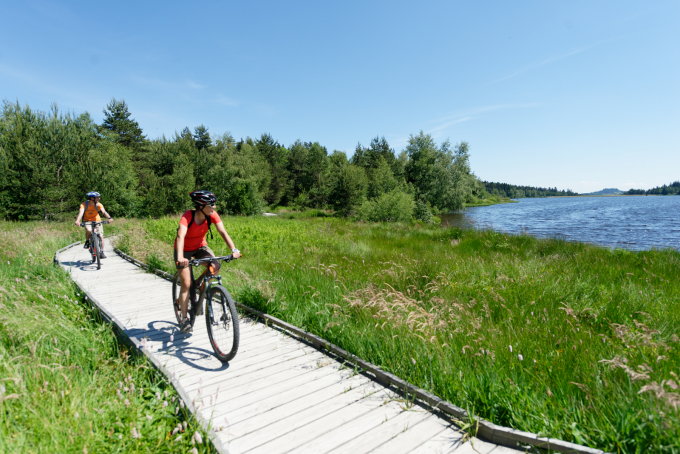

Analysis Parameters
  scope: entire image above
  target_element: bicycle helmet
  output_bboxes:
[190,190,217,207]
[86,191,101,199]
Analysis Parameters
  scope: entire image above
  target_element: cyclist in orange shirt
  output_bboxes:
[175,190,241,332]
[75,191,113,258]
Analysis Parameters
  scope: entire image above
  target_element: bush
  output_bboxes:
[357,190,414,222]
[413,199,433,224]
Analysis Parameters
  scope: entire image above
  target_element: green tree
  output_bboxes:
[256,133,288,207]
[0,102,97,219]
[367,156,398,199]
[329,164,367,216]
[193,125,211,151]
[405,131,473,212]
[99,98,145,150]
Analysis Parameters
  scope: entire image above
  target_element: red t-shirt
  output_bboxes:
[174,210,222,251]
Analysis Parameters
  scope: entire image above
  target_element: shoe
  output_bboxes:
[180,318,193,333]
[100,253,107,259]
[83,240,90,249]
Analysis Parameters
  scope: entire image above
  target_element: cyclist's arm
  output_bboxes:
[75,206,85,226]
[215,221,241,258]
[100,206,113,221]
[176,224,189,265]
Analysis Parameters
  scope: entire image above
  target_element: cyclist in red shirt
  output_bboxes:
[175,190,241,333]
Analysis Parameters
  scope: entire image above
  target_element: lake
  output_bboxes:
[439,196,680,251]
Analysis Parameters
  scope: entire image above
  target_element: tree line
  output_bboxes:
[624,181,680,196]
[483,181,579,199]
[0,98,506,222]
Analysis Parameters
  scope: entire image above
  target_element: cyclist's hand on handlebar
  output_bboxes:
[108,218,114,223]
[232,251,241,259]
[75,221,80,227]
[177,258,189,268]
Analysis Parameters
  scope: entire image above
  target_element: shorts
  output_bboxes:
[173,245,219,271]
[84,223,103,237]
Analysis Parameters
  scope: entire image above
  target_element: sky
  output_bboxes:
[1,1,678,193]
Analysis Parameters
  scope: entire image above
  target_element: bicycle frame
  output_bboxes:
[184,255,233,322]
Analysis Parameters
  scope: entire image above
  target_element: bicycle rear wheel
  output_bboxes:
[172,273,196,328]
[206,285,240,362]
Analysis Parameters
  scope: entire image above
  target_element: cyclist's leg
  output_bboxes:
[194,246,220,274]
[84,224,93,242]
[174,248,197,320]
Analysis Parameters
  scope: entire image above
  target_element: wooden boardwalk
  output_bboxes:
[57,241,521,454]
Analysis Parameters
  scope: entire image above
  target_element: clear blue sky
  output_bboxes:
[2,1,678,193]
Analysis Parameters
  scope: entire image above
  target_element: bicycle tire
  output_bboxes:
[205,285,240,362]
[94,235,101,270]
[172,272,196,328]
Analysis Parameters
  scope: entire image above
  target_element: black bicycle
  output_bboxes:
[172,255,240,362]
[80,220,110,270]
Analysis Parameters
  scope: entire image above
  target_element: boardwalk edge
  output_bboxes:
[109,246,606,454]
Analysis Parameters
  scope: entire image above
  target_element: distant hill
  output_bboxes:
[581,188,623,196]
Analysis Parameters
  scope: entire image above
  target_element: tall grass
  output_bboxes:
[0,221,214,453]
[120,215,680,453]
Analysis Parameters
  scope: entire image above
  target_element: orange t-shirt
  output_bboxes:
[80,201,104,222]
[174,210,222,251]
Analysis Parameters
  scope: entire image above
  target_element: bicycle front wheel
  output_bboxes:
[206,285,240,362]
[94,235,101,270]
[172,273,196,328]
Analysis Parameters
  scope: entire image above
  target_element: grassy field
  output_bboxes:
[116,214,680,453]
[0,221,215,454]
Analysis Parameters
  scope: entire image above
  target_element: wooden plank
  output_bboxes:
[369,417,466,454]
[223,374,374,440]
[227,385,396,453]
[324,409,435,454]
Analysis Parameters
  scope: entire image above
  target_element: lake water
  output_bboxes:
[439,196,680,251]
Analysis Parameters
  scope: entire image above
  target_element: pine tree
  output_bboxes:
[193,125,211,151]
[100,98,145,149]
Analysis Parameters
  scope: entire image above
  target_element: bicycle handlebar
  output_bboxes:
[79,220,111,227]
[187,255,235,266]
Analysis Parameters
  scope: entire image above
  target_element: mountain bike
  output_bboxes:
[80,220,110,270]
[172,255,240,362]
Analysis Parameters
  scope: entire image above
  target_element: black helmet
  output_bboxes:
[86,191,101,199]
[190,190,216,207]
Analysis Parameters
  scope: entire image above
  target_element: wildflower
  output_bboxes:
[164,390,168,398]
[131,427,140,439]
[175,435,182,443]
[183,421,188,430]
[156,392,161,400]
[163,401,168,408]
[509,345,513,353]
[191,448,199,454]
[146,415,152,421]
[75,412,79,418]
[194,431,203,444]
[83,445,88,454]
[139,388,143,396]
[124,399,130,407]
[118,434,122,439]
[172,427,179,436]
[411,358,416,365]
[180,400,184,409]
[518,354,523,361]
[175,406,179,415]
[533,359,537,364]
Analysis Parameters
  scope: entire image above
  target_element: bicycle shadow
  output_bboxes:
[127,320,231,373]
[57,258,101,272]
